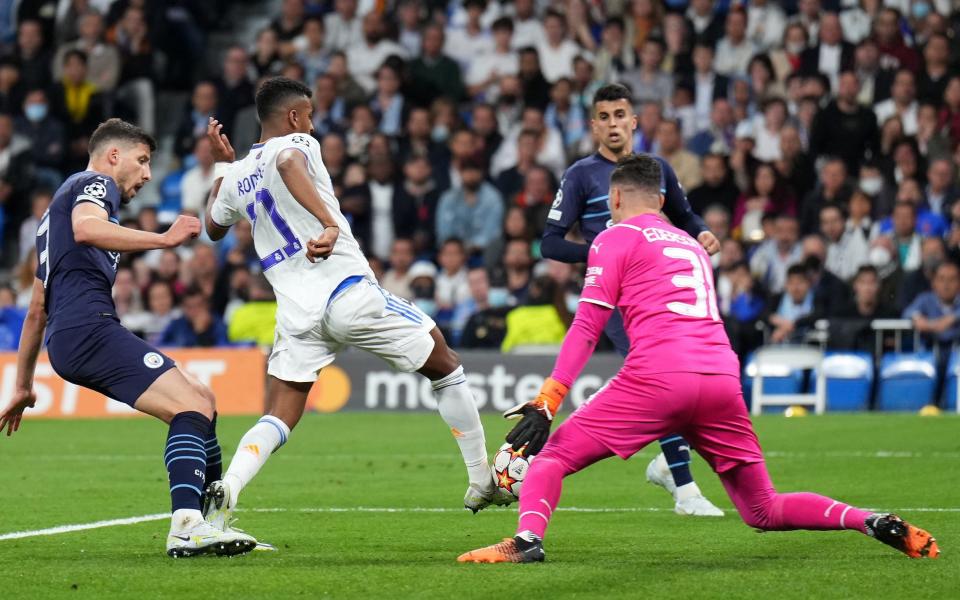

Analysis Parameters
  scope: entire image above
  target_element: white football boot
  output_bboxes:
[646,454,724,517]
[203,480,277,552]
[166,511,257,558]
[464,472,516,513]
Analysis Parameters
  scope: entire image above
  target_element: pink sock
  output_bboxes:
[516,456,565,539]
[721,463,871,534]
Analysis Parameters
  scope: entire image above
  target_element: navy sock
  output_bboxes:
[659,435,694,488]
[165,411,211,512]
[205,412,222,484]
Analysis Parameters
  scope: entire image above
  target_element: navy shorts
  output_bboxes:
[47,319,176,407]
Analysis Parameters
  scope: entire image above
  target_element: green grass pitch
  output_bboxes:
[0,412,956,599]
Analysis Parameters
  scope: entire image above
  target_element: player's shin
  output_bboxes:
[165,411,212,521]
[221,415,291,507]
[432,366,490,487]
[516,455,565,540]
[204,412,223,484]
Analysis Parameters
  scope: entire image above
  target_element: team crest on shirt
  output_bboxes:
[552,186,563,209]
[143,352,164,369]
[83,182,107,199]
[291,135,309,145]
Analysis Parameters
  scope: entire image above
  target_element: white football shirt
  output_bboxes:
[211,133,373,334]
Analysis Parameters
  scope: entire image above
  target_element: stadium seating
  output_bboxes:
[877,353,937,411]
[741,351,804,409]
[746,346,825,415]
[818,352,874,412]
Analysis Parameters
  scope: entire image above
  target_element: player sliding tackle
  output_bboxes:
[0,119,256,558]
[201,78,510,536]
[458,154,939,564]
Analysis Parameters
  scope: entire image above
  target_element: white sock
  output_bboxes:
[170,508,203,533]
[432,366,489,486]
[222,415,291,507]
[675,482,704,502]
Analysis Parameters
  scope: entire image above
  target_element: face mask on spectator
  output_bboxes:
[431,125,449,142]
[565,292,579,314]
[786,42,806,55]
[860,177,883,196]
[487,287,510,308]
[413,298,437,316]
[25,103,47,122]
[869,246,892,267]
[911,2,931,19]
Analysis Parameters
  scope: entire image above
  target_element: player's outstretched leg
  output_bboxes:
[646,437,724,517]
[720,461,939,559]
[418,328,505,513]
[135,369,257,558]
[458,420,614,563]
[205,376,303,547]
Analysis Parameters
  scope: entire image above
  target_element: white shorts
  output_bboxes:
[267,278,437,382]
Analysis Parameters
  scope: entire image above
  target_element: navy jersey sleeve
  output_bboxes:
[656,157,707,239]
[542,166,590,264]
[74,176,121,218]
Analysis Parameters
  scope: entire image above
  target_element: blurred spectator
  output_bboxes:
[460,267,510,348]
[366,152,398,261]
[917,33,951,105]
[821,203,869,282]
[396,0,422,57]
[752,98,788,162]
[734,163,795,243]
[13,90,63,189]
[160,287,229,348]
[324,0,363,52]
[889,201,923,272]
[746,0,786,51]
[408,260,438,317]
[622,38,672,106]
[687,153,737,215]
[0,282,24,350]
[180,136,216,214]
[502,237,533,304]
[925,159,957,218]
[801,233,850,317]
[382,237,416,300]
[213,46,255,140]
[0,112,32,242]
[897,236,947,310]
[271,0,306,50]
[685,0,724,48]
[544,78,586,152]
[13,20,51,92]
[466,16,517,101]
[714,8,754,77]
[470,103,503,165]
[828,265,897,351]
[799,12,854,87]
[874,69,919,136]
[227,274,278,347]
[494,128,538,201]
[252,27,283,78]
[688,97,735,156]
[17,189,51,262]
[110,5,155,135]
[517,47,550,110]
[435,237,471,325]
[750,214,802,294]
[175,81,217,159]
[873,7,920,73]
[311,74,346,137]
[536,10,581,84]
[720,260,765,356]
[347,12,408,95]
[435,156,503,254]
[501,275,567,353]
[657,119,701,191]
[141,280,179,345]
[800,158,851,234]
[410,24,464,106]
[395,155,440,254]
[508,0,545,50]
[52,10,120,93]
[764,264,818,344]
[370,60,404,136]
[593,16,635,85]
[904,261,960,352]
[855,37,894,106]
[0,58,23,115]
[809,71,879,175]
[444,0,493,73]
[294,17,329,85]
[49,49,105,172]
[492,106,565,179]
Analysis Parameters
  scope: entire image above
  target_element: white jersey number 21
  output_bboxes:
[662,246,720,321]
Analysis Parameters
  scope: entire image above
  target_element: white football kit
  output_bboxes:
[211,133,436,381]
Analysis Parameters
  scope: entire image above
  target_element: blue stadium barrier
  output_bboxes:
[742,351,804,409]
[817,352,873,412]
[940,350,959,411]
[877,353,937,411]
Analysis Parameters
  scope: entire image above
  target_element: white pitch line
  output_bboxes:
[5,506,960,542]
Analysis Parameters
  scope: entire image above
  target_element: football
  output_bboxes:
[492,442,534,499]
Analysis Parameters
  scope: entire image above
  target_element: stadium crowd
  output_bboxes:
[1,0,960,369]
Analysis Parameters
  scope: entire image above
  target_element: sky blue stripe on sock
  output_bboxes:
[660,436,684,444]
[205,439,219,446]
[164,448,207,462]
[586,194,609,204]
[258,418,287,446]
[668,461,691,469]
[165,456,207,468]
[168,433,205,444]
[385,298,422,321]
[386,299,423,323]
[166,439,205,451]
[207,459,222,466]
[169,483,202,496]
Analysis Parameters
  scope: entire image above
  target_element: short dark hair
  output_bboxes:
[255,76,312,123]
[610,154,662,196]
[786,264,809,280]
[491,16,513,32]
[854,265,879,280]
[88,118,157,154]
[593,83,633,107]
[63,48,87,66]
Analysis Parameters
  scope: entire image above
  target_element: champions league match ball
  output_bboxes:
[492,442,534,499]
